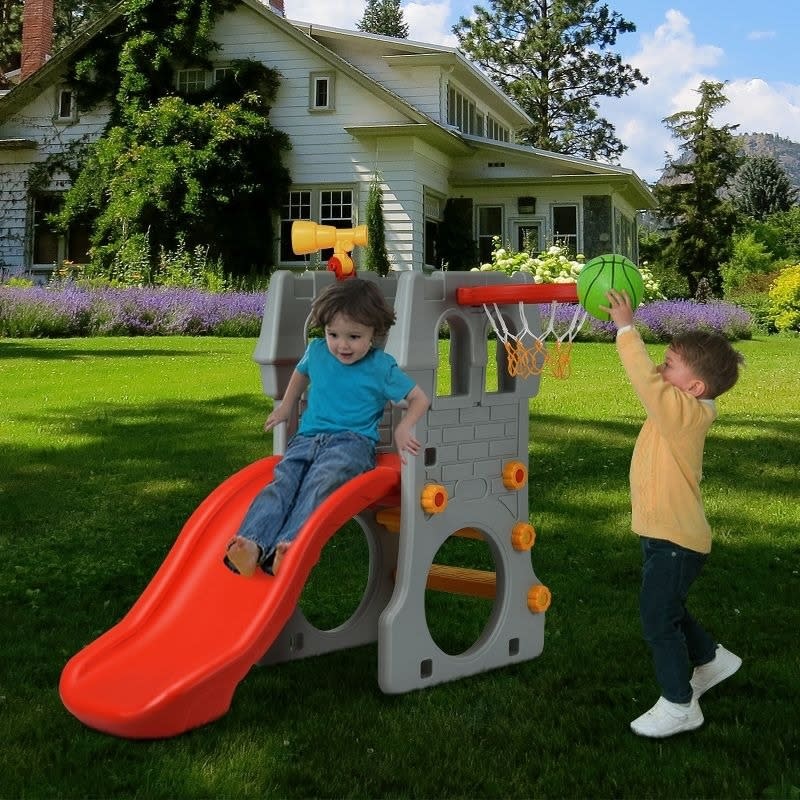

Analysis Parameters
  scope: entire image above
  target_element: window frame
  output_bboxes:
[279,186,355,266]
[476,204,503,265]
[309,72,336,112]
[551,204,579,254]
[55,87,78,122]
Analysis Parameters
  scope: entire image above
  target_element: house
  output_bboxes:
[0,0,656,282]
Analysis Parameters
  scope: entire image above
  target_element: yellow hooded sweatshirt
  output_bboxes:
[616,328,717,554]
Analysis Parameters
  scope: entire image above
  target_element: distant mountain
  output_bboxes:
[655,132,800,191]
[735,133,800,190]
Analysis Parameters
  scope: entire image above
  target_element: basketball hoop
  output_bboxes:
[456,283,586,379]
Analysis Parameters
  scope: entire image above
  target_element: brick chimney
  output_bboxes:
[269,0,285,16]
[21,0,55,80]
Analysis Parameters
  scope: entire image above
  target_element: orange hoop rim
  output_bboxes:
[456,283,578,306]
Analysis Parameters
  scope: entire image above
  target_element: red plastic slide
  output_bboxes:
[59,453,401,739]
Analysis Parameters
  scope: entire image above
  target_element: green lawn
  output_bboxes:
[0,336,798,799]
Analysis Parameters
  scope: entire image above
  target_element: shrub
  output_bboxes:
[477,240,664,302]
[0,287,755,342]
[0,286,266,338]
[768,264,800,333]
[720,232,775,296]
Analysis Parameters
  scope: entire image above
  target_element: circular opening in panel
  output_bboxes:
[424,532,497,656]
[298,519,370,631]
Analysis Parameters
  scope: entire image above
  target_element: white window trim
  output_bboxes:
[279,185,356,266]
[309,72,336,112]
[55,87,78,123]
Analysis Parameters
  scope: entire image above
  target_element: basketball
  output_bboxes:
[576,254,645,321]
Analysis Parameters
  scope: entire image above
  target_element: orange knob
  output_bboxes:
[527,584,551,613]
[420,484,448,514]
[511,522,536,551]
[502,460,527,490]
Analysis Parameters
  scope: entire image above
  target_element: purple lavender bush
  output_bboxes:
[0,286,266,338]
[546,299,753,342]
[1,286,754,341]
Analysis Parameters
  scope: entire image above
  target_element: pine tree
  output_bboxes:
[654,81,744,296]
[733,155,798,221]
[453,0,646,161]
[364,179,391,276]
[357,0,409,38]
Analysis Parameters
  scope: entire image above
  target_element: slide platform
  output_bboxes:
[59,453,401,739]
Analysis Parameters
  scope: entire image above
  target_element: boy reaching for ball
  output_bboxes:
[601,289,745,739]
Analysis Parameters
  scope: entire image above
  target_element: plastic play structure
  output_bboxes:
[60,224,579,738]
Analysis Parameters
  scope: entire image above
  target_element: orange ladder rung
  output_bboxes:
[426,564,496,599]
[375,508,484,540]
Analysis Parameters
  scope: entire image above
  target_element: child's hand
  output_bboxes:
[600,289,635,329]
[264,404,291,432]
[394,421,422,465]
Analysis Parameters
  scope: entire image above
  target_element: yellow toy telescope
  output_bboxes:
[291,221,368,279]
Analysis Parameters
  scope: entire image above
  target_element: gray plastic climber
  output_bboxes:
[255,262,572,693]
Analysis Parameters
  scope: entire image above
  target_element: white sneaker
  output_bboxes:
[630,696,704,738]
[690,645,742,699]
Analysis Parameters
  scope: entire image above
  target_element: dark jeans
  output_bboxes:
[639,536,717,703]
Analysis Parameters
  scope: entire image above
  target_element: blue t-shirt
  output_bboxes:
[295,338,415,442]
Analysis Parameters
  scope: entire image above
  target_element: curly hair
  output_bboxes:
[670,331,745,399]
[309,279,396,338]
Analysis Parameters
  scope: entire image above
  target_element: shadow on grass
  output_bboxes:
[0,340,215,360]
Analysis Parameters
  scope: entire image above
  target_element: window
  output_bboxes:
[309,72,335,111]
[177,69,208,94]
[485,115,510,143]
[477,206,503,264]
[280,188,353,264]
[424,193,443,268]
[56,88,77,122]
[516,223,541,254]
[447,85,479,135]
[552,205,578,253]
[214,67,235,82]
[31,194,90,268]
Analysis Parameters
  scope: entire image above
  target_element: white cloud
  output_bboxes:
[287,0,361,27]
[405,1,458,47]
[287,0,458,45]
[601,11,800,183]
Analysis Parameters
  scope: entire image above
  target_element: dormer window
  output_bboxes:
[309,72,335,111]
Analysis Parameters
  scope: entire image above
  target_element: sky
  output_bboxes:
[284,0,800,183]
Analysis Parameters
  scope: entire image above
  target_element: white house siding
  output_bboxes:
[311,39,443,122]
[350,134,452,271]
[213,8,434,269]
[0,85,109,276]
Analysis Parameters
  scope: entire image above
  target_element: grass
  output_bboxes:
[0,336,798,799]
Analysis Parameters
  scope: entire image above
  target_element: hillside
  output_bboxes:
[656,132,800,191]
[736,133,800,189]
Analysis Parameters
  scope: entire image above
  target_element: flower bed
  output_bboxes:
[0,286,266,338]
[0,284,754,341]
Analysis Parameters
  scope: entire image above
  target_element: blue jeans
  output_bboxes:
[236,431,376,572]
[639,536,717,704]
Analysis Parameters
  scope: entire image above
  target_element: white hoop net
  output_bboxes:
[483,300,588,379]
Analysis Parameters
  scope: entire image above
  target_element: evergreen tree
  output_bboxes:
[453,0,647,161]
[732,155,798,221]
[654,81,744,296]
[364,179,391,276]
[357,0,409,38]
